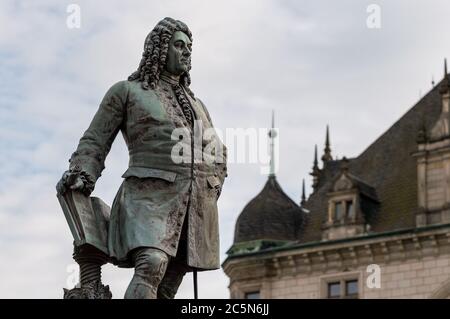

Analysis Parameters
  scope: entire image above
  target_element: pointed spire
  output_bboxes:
[440,58,450,95]
[310,145,320,190]
[268,110,277,178]
[301,179,306,206]
[321,125,333,163]
[313,144,318,169]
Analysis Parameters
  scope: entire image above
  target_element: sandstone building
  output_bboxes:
[222,63,450,299]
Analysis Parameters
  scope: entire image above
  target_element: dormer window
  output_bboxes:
[323,159,378,240]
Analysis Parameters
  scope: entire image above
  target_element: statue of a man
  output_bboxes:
[56,17,227,299]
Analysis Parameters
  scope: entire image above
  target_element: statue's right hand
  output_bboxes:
[56,170,85,195]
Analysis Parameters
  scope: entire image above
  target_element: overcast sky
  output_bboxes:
[2,0,450,299]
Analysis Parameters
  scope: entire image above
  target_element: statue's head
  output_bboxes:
[165,30,192,77]
[128,17,193,94]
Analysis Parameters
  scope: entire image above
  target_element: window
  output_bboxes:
[345,280,358,298]
[327,282,341,299]
[326,279,359,299]
[245,291,260,299]
[334,202,343,220]
[332,199,354,222]
[345,200,354,219]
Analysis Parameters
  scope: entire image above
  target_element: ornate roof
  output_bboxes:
[227,72,449,260]
[233,176,305,244]
[301,77,445,243]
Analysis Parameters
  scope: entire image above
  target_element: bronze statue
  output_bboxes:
[56,17,227,299]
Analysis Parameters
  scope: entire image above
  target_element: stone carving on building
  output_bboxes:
[414,60,450,226]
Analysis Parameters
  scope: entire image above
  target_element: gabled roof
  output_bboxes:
[329,166,378,202]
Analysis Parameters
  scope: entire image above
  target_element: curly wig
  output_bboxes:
[128,17,194,96]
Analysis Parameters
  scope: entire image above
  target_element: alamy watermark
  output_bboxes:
[170,120,279,175]
[66,4,81,29]
[366,4,381,29]
[366,264,381,289]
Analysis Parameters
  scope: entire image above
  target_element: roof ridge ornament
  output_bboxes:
[301,178,306,206]
[430,59,450,140]
[439,58,450,95]
[321,125,333,163]
[310,145,321,190]
[268,110,277,178]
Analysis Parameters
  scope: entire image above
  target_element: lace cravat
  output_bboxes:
[172,84,194,128]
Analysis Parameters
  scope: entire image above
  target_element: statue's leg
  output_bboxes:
[157,260,188,299]
[124,247,169,299]
[157,210,189,299]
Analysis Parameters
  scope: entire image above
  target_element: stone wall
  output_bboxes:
[224,226,450,299]
[262,254,450,299]
[426,160,445,210]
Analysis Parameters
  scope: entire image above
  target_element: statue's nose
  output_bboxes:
[183,48,191,57]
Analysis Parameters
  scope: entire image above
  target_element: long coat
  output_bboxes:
[68,79,227,271]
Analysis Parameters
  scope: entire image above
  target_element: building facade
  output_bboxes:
[222,64,450,299]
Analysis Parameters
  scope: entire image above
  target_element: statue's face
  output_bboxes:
[165,31,192,76]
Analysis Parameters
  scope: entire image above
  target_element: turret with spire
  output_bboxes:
[230,111,305,248]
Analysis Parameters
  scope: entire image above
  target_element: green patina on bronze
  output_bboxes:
[57,17,227,299]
